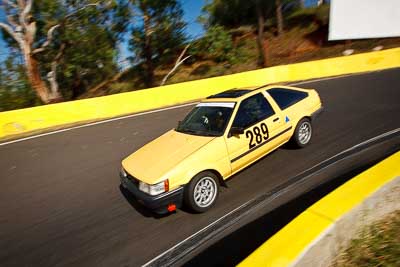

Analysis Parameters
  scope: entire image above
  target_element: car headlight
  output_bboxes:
[139,180,169,196]
[120,166,127,177]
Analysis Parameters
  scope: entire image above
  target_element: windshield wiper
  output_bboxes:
[176,128,197,134]
[176,127,220,137]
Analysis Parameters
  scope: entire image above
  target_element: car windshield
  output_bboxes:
[176,102,235,136]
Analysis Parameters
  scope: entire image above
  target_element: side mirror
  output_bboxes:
[229,127,244,137]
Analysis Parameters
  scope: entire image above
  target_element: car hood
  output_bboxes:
[122,129,214,184]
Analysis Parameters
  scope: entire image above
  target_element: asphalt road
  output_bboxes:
[1,68,400,267]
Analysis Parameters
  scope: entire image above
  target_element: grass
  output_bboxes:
[333,211,400,267]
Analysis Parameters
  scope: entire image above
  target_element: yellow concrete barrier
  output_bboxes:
[238,151,400,267]
[1,47,400,139]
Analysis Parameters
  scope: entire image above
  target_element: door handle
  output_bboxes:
[273,117,280,122]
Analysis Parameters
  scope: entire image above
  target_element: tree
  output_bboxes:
[194,25,235,62]
[129,0,186,87]
[160,43,191,86]
[275,0,283,36]
[0,0,127,103]
[1,0,58,103]
[202,0,254,29]
[203,0,274,67]
[0,54,38,111]
[255,0,268,67]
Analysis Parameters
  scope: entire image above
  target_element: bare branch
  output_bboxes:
[2,0,18,9]
[21,0,33,20]
[175,44,191,65]
[17,0,24,8]
[17,0,25,27]
[54,43,65,61]
[16,0,32,30]
[7,15,20,28]
[47,43,65,98]
[0,21,23,45]
[32,24,60,54]
[0,22,14,36]
[160,44,192,86]
[65,3,99,20]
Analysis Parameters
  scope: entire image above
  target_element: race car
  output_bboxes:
[120,85,323,214]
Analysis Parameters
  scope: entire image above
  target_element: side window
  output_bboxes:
[232,93,275,129]
[268,88,308,110]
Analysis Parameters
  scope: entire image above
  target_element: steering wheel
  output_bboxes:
[201,115,211,131]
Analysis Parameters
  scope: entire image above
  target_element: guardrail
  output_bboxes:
[238,150,400,267]
[1,47,400,139]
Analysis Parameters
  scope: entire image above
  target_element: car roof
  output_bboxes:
[202,86,262,103]
[206,89,253,99]
[201,85,310,104]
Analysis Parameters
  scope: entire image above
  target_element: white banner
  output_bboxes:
[329,0,400,40]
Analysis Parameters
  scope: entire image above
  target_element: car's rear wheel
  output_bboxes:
[184,171,219,213]
[291,118,312,148]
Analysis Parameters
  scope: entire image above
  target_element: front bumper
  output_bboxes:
[120,172,184,214]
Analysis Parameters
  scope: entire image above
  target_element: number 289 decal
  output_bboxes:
[245,123,269,149]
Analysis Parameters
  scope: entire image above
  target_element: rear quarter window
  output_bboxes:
[267,88,308,110]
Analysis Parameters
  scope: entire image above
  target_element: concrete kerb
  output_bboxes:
[238,151,400,267]
[294,176,400,267]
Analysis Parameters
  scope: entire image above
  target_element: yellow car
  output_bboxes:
[120,85,323,214]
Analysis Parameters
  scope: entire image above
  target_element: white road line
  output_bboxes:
[0,70,386,146]
[288,70,382,86]
[292,128,400,179]
[142,128,399,266]
[0,102,197,146]
[142,198,254,267]
[289,76,351,86]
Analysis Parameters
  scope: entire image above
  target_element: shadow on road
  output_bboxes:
[183,159,384,267]
[119,185,174,219]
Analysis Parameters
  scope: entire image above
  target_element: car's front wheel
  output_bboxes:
[291,118,312,148]
[184,171,219,213]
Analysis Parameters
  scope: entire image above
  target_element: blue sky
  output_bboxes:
[0,8,7,62]
[0,0,205,65]
[118,0,205,66]
[181,0,206,39]
[1,0,321,64]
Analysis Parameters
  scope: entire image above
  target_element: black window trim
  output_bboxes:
[176,102,237,137]
[267,88,309,110]
[228,93,275,136]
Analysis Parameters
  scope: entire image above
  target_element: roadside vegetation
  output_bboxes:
[332,211,400,267]
[1,1,400,111]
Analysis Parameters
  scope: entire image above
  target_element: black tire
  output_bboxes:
[184,171,219,213]
[291,118,312,148]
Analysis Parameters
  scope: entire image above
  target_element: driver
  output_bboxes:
[213,111,225,132]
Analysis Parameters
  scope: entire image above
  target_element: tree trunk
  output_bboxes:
[23,19,62,103]
[142,11,154,88]
[256,3,268,67]
[24,52,62,103]
[23,50,50,103]
[275,0,284,36]
[0,0,77,104]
